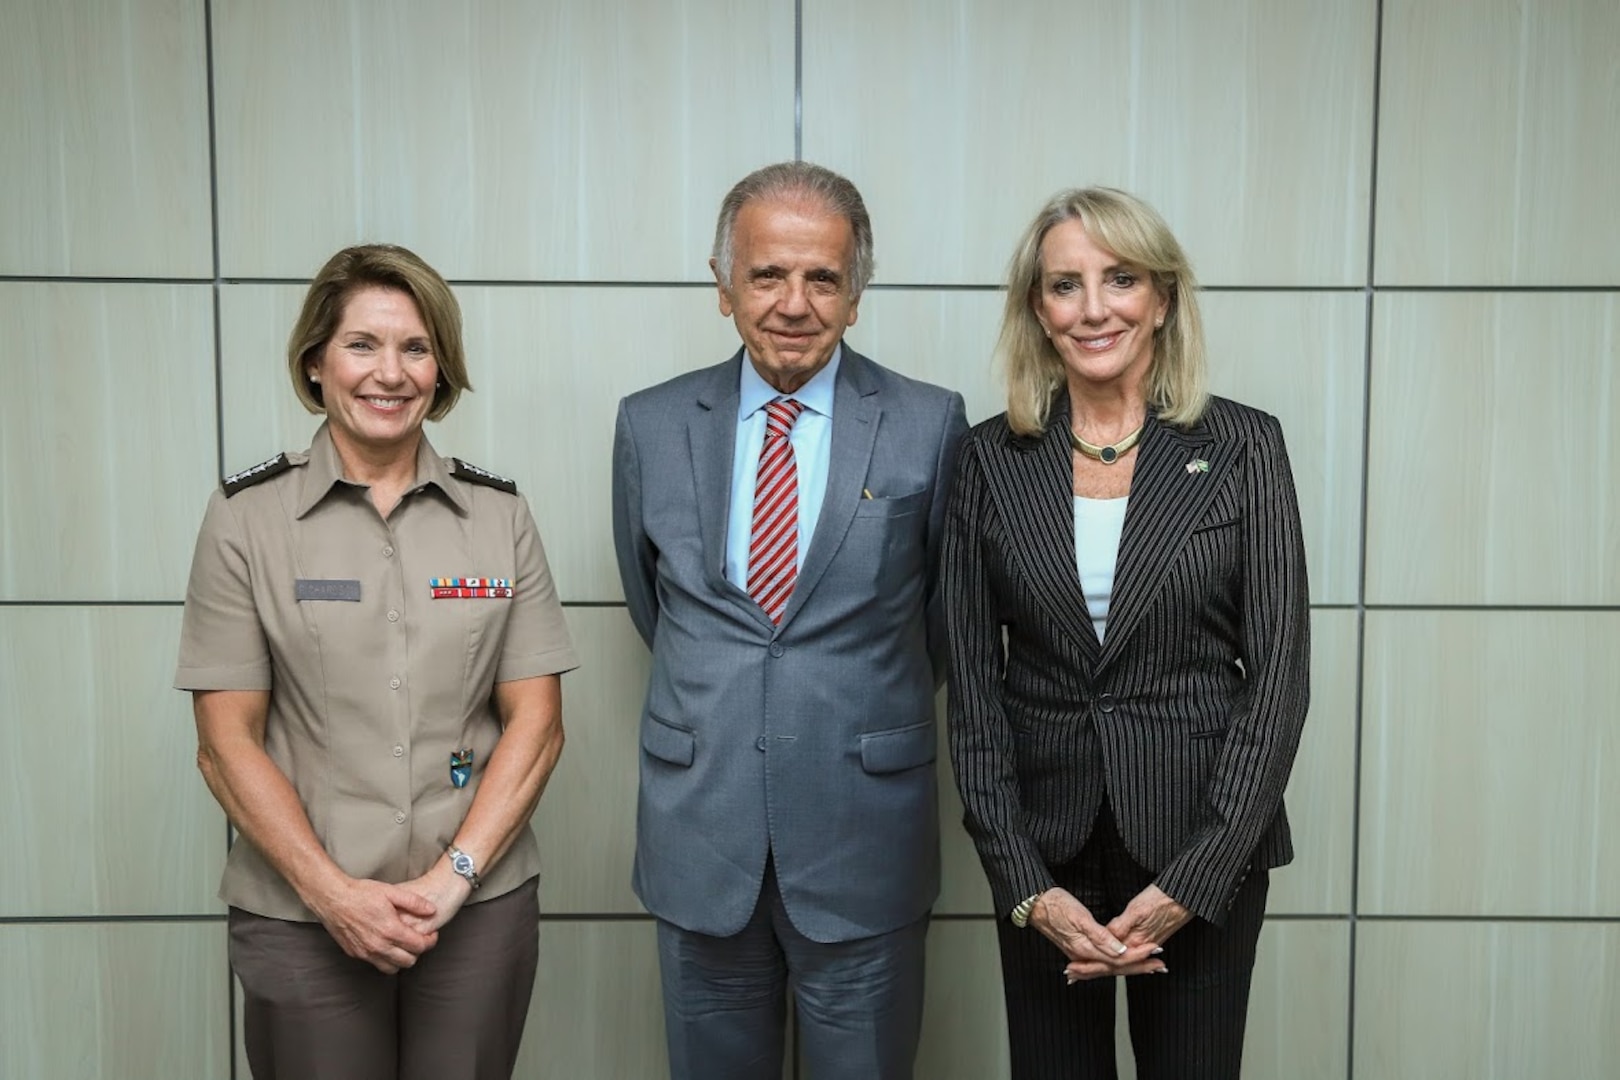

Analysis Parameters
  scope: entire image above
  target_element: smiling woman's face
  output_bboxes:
[307,286,438,460]
[1032,217,1169,394]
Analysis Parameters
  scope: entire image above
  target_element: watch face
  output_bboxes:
[452,852,473,875]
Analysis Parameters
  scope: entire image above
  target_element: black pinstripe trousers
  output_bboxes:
[994,804,1268,1080]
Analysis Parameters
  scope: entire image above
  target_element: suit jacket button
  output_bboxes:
[1097,693,1116,713]
[755,736,768,752]
[768,642,785,658]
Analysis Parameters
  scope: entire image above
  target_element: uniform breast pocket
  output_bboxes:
[463,594,515,660]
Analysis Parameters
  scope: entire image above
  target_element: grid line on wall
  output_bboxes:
[5,273,1616,292]
[1345,0,1388,1075]
[199,0,239,1075]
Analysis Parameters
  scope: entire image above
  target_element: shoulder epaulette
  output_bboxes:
[222,453,294,497]
[450,458,518,495]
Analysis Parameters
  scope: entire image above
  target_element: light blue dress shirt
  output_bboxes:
[724,346,841,589]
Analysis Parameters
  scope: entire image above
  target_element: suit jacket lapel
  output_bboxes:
[778,346,879,628]
[690,352,772,627]
[1097,410,1236,670]
[979,398,1103,666]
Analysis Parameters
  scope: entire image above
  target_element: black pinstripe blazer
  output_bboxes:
[943,394,1310,926]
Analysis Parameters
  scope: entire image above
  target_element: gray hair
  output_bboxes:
[711,161,875,297]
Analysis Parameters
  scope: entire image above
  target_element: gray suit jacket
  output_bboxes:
[944,395,1311,926]
[612,346,968,943]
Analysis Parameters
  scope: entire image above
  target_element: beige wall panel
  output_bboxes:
[1360,611,1620,916]
[1365,294,1620,605]
[1377,0,1620,285]
[803,0,1374,286]
[916,920,1011,1079]
[1204,292,1366,605]
[0,0,211,276]
[1238,919,1350,1079]
[213,0,793,280]
[534,608,647,914]
[0,607,224,917]
[518,919,667,1078]
[1,283,217,601]
[219,284,738,601]
[851,289,1006,423]
[1356,921,1620,1078]
[1268,611,1356,916]
[0,922,229,1080]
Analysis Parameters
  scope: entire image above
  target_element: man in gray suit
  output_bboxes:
[612,161,968,1079]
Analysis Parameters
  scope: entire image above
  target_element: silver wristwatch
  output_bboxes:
[446,845,482,890]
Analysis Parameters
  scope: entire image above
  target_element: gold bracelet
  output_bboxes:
[1010,892,1043,928]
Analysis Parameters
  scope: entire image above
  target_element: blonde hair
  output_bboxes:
[287,244,470,421]
[998,187,1207,436]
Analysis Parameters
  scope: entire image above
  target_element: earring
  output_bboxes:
[310,374,321,384]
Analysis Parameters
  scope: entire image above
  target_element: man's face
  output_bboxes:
[712,196,861,394]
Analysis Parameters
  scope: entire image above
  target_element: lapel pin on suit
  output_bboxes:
[1186,458,1210,474]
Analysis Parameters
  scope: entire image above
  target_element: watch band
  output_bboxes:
[446,845,482,890]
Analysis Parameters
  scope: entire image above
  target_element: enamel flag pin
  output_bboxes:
[1185,458,1210,474]
[450,749,474,788]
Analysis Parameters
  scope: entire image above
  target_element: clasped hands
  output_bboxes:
[1029,884,1192,982]
[308,861,474,974]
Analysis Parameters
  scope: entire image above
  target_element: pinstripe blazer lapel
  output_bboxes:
[978,403,1103,665]
[1098,410,1237,670]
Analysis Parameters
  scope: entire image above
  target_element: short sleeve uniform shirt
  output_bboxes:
[176,423,578,920]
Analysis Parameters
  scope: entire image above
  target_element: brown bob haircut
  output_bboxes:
[287,244,470,421]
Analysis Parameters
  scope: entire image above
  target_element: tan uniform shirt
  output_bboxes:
[176,423,578,921]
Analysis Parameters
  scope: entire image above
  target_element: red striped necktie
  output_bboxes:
[748,397,807,623]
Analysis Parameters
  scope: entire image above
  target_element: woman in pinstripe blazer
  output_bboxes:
[943,188,1310,1080]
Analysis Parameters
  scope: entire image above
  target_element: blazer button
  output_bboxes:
[755,736,768,752]
[1097,693,1116,713]
[768,642,785,658]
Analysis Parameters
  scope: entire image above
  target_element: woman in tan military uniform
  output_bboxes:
[176,244,578,1080]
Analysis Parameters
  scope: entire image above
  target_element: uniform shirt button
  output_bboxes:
[387,609,400,622]
[389,676,402,690]
[393,810,406,824]
[382,545,395,557]
[392,745,404,757]
[1098,693,1116,713]
[755,736,767,751]
[768,643,785,658]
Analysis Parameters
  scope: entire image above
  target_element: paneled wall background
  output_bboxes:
[2,0,1615,1076]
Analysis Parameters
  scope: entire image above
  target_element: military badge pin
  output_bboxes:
[450,748,474,788]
